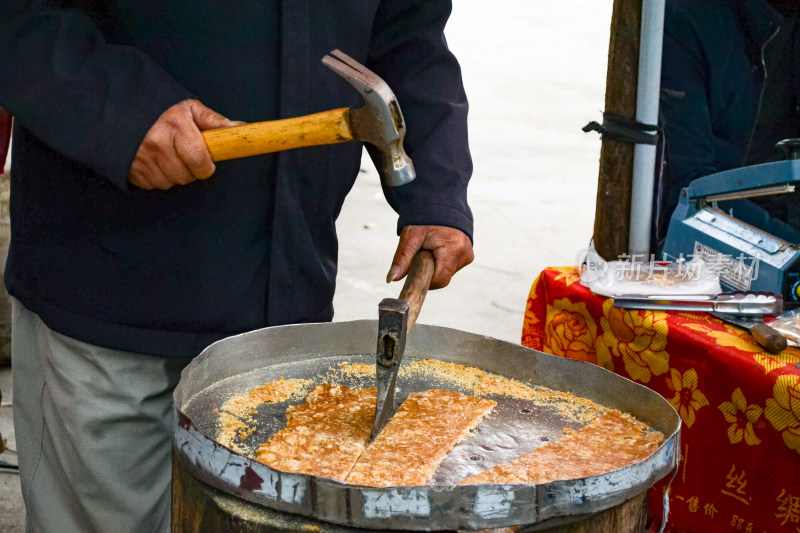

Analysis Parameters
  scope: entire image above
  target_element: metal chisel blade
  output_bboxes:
[372,298,409,442]
[372,361,399,441]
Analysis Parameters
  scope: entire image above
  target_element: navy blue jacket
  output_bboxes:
[655,0,800,246]
[0,1,472,357]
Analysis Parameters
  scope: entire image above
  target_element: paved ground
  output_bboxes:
[0,1,611,529]
[334,1,610,342]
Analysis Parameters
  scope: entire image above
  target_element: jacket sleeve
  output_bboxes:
[0,0,194,188]
[367,0,474,241]
[660,1,719,189]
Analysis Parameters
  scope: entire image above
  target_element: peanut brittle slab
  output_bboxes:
[346,389,496,487]
[254,384,375,480]
[460,409,664,485]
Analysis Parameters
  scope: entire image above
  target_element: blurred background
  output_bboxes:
[333,0,612,343]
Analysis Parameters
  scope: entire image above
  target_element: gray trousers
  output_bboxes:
[11,298,192,533]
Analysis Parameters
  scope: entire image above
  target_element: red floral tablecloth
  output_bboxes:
[522,267,800,533]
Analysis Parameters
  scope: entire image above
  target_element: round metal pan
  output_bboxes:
[173,320,680,531]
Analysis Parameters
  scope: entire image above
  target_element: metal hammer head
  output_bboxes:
[322,49,416,187]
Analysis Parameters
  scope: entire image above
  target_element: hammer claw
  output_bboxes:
[322,50,381,96]
[321,49,415,187]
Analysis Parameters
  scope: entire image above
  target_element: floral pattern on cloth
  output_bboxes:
[766,375,800,454]
[599,298,669,383]
[718,387,766,448]
[666,368,709,428]
[522,267,800,533]
[543,298,597,363]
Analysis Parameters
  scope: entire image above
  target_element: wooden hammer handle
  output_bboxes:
[750,323,788,354]
[201,108,353,162]
[398,250,435,332]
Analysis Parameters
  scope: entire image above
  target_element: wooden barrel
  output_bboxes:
[172,454,649,533]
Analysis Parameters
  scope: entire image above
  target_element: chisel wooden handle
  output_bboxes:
[201,108,353,161]
[750,323,788,354]
[398,250,435,332]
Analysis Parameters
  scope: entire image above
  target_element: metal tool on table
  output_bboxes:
[614,292,788,353]
[613,291,783,316]
[200,49,415,187]
[372,250,435,441]
[661,139,800,305]
[708,312,787,354]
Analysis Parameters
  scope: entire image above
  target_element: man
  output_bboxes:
[655,0,800,250]
[0,1,474,531]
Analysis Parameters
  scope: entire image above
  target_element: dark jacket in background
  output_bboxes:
[655,0,800,248]
[0,0,473,357]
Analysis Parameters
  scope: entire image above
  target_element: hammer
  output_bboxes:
[200,49,415,187]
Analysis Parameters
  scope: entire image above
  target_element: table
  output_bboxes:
[522,267,800,533]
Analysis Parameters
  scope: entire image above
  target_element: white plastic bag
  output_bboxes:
[578,252,722,298]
